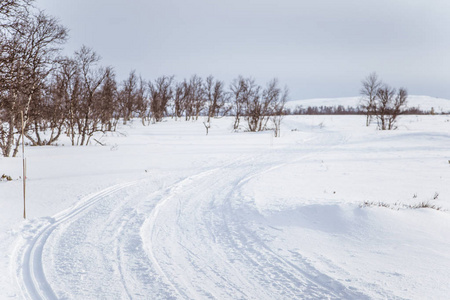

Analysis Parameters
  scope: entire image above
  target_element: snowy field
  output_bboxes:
[1,114,450,299]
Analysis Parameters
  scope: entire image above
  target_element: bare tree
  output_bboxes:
[54,57,82,145]
[270,85,288,137]
[97,69,118,131]
[182,78,194,121]
[25,78,65,146]
[75,45,110,145]
[360,72,382,126]
[359,73,408,130]
[148,75,173,122]
[246,78,288,133]
[374,85,408,130]
[230,76,248,130]
[188,75,205,121]
[230,77,288,133]
[135,77,148,126]
[17,12,67,151]
[119,70,140,125]
[204,75,229,123]
[172,81,186,120]
[244,80,265,132]
[0,9,67,156]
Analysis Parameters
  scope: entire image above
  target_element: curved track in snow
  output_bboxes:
[13,181,139,299]
[140,155,368,299]
[13,130,369,299]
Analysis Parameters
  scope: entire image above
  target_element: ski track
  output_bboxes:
[141,149,369,299]
[13,129,371,299]
[13,181,139,299]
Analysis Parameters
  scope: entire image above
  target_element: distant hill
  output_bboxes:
[286,95,450,113]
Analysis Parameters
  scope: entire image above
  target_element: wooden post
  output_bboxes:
[21,111,26,219]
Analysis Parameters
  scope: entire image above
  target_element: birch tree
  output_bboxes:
[360,72,382,126]
[0,8,67,156]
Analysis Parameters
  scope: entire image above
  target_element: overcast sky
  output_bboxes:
[35,0,450,100]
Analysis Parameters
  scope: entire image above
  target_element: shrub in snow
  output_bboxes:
[361,200,443,211]
[360,72,408,130]
[1,174,12,181]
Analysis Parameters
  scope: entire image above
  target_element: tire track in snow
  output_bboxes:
[219,175,369,299]
[140,156,254,299]
[143,169,218,298]
[215,165,367,299]
[140,137,369,299]
[13,181,138,300]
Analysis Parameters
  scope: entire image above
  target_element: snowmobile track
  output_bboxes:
[14,181,138,300]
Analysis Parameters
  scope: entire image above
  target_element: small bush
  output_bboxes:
[1,174,13,181]
[408,201,442,211]
[361,201,443,211]
[361,201,393,209]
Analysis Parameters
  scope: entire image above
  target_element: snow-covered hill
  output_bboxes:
[286,95,450,113]
[1,116,449,299]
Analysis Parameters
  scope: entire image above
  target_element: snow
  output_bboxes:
[1,114,450,299]
[286,95,450,113]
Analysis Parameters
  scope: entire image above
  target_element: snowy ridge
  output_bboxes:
[286,95,450,112]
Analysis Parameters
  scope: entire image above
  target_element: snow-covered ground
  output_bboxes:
[286,95,450,113]
[1,114,449,299]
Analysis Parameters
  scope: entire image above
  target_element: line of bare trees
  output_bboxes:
[1,0,288,157]
[287,104,434,116]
